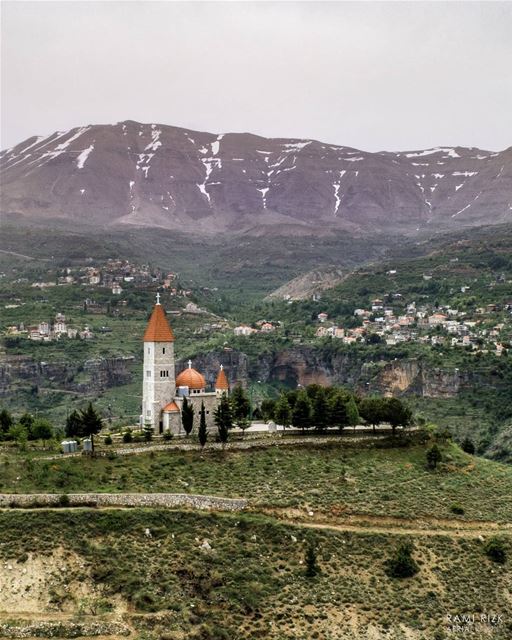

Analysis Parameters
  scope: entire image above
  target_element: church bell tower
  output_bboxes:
[142,294,176,432]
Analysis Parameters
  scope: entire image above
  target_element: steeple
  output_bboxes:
[142,298,176,433]
[143,302,175,342]
[215,364,229,395]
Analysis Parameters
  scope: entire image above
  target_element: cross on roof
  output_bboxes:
[156,292,161,305]
[188,359,192,368]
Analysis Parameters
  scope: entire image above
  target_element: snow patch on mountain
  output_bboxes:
[405,147,460,159]
[76,145,94,169]
[145,129,162,152]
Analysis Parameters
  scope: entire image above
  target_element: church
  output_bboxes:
[141,295,229,434]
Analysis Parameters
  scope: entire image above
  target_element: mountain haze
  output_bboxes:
[1,121,511,235]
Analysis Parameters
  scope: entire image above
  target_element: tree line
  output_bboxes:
[260,384,412,434]
[0,408,54,445]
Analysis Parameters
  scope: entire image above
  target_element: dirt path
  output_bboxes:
[2,493,511,539]
[260,507,512,538]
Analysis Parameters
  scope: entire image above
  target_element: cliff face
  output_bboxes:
[0,354,134,397]
[187,347,467,398]
[0,346,468,405]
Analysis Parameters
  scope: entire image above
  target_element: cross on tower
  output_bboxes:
[156,292,161,305]
[188,359,192,368]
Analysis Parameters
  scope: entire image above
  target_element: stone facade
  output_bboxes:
[142,339,175,431]
[142,300,229,435]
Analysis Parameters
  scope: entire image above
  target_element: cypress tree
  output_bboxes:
[198,402,208,448]
[181,396,195,436]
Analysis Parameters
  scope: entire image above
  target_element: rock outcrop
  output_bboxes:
[0,354,134,397]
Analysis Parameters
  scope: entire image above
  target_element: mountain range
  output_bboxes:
[1,121,511,236]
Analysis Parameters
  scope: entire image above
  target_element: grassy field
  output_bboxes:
[0,508,510,640]
[2,439,512,523]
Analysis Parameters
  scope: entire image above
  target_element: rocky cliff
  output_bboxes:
[0,354,134,398]
[184,347,468,398]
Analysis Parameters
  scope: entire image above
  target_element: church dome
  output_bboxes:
[176,366,206,390]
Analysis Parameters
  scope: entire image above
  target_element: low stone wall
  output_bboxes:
[42,428,423,461]
[0,492,247,511]
[0,621,131,638]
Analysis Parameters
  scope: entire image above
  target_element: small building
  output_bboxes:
[234,325,256,336]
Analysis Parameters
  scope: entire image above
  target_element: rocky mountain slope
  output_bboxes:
[1,121,511,235]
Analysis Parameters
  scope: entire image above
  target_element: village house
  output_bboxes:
[234,325,257,336]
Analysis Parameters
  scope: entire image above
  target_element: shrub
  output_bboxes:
[426,444,442,470]
[450,504,465,515]
[484,537,507,564]
[385,541,419,578]
[163,431,173,441]
[122,430,133,443]
[460,437,475,454]
[304,540,320,578]
[58,494,70,507]
[104,435,113,445]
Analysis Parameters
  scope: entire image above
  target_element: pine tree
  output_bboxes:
[292,390,313,431]
[359,397,384,433]
[231,384,251,435]
[328,391,348,431]
[80,403,103,452]
[260,399,276,422]
[65,410,83,438]
[312,387,329,431]
[383,397,412,435]
[198,402,208,448]
[0,408,13,440]
[274,393,292,429]
[214,393,232,446]
[181,396,195,436]
[345,395,360,431]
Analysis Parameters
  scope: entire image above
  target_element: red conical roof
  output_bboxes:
[215,365,229,390]
[163,401,180,413]
[143,304,175,342]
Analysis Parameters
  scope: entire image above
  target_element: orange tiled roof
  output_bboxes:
[163,401,180,413]
[215,366,229,390]
[143,304,175,342]
[176,367,206,390]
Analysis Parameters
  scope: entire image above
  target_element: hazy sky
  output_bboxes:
[2,1,511,151]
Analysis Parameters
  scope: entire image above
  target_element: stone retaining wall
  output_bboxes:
[41,429,423,461]
[0,492,247,511]
[0,621,130,638]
